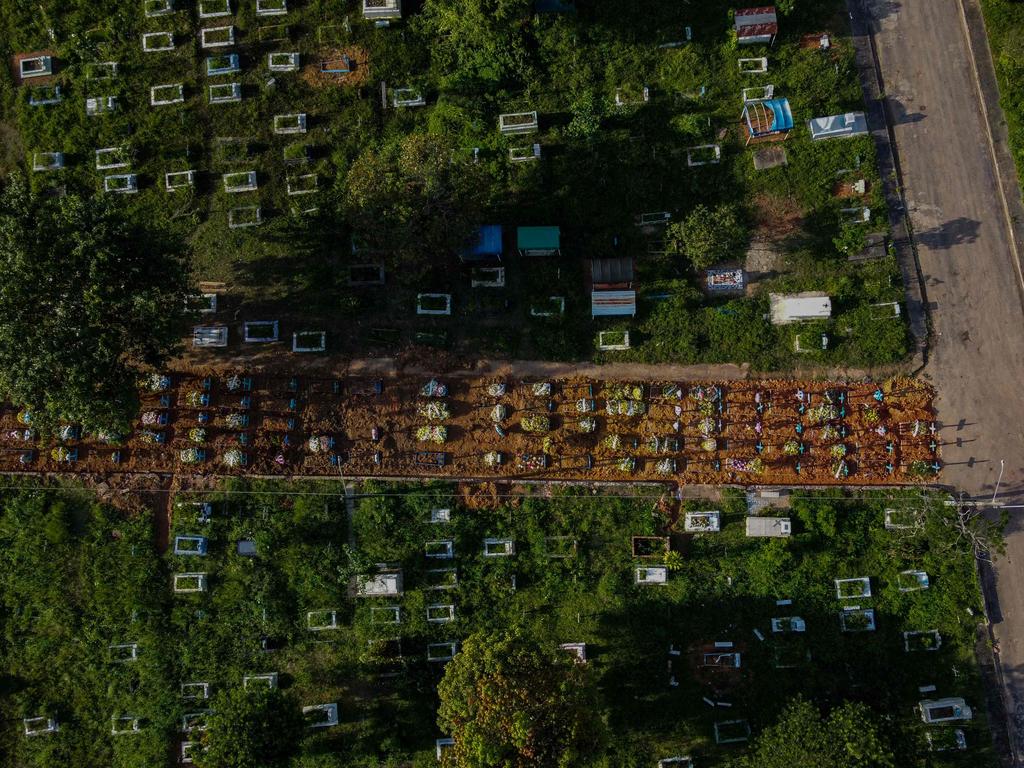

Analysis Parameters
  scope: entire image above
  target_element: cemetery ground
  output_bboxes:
[0,0,909,369]
[0,480,999,767]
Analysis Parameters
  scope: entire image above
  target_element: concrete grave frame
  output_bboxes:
[509,144,541,162]
[597,330,630,351]
[426,641,457,661]
[738,57,768,74]
[392,87,425,107]
[362,0,402,20]
[206,53,239,75]
[182,711,211,733]
[209,82,242,103]
[198,0,231,18]
[86,96,117,115]
[287,174,317,195]
[635,566,668,585]
[306,609,339,631]
[839,607,876,632]
[200,26,235,48]
[23,717,59,737]
[165,170,195,191]
[181,682,209,700]
[686,144,721,166]
[742,84,774,103]
[426,567,457,590]
[483,538,515,557]
[109,642,139,662]
[499,111,538,134]
[173,572,208,593]
[303,703,339,728]
[198,293,217,313]
[104,174,138,194]
[223,170,258,193]
[530,296,565,317]
[268,52,300,71]
[426,603,456,623]
[425,539,454,559]
[150,83,184,106]
[29,86,62,106]
[471,266,505,287]
[274,113,307,134]
[417,293,452,316]
[86,61,118,80]
[897,570,930,592]
[144,0,174,17]
[834,577,872,600]
[371,606,401,624]
[193,325,229,347]
[430,508,451,523]
[714,720,751,744]
[32,152,63,172]
[110,715,141,735]
[356,570,403,596]
[256,0,288,15]
[95,146,129,169]
[904,629,942,652]
[292,331,326,352]
[141,32,175,52]
[684,511,721,532]
[19,55,53,79]
[885,508,923,530]
[436,738,455,758]
[243,673,278,690]
[243,320,279,343]
[173,535,208,555]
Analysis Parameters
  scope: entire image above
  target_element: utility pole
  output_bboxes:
[993,459,1005,504]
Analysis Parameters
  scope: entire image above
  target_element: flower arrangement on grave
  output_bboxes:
[832,460,848,478]
[225,413,246,429]
[605,399,646,417]
[141,411,159,425]
[418,401,451,421]
[688,514,713,530]
[96,429,122,444]
[307,435,332,453]
[8,428,33,441]
[17,410,32,425]
[807,403,838,425]
[521,413,550,433]
[416,425,447,443]
[541,436,554,455]
[603,433,621,450]
[820,424,839,441]
[147,373,171,392]
[655,458,675,475]
[189,428,206,444]
[663,384,681,398]
[577,417,597,433]
[618,457,636,473]
[51,446,71,462]
[518,454,547,471]
[608,383,644,401]
[487,382,507,397]
[57,425,77,441]
[180,448,201,465]
[698,418,716,437]
[532,382,552,397]
[664,550,683,570]
[701,438,717,452]
[783,440,800,456]
[830,443,847,459]
[223,448,244,467]
[695,399,715,418]
[138,430,161,444]
[862,407,880,425]
[226,374,241,391]
[483,451,502,467]
[491,404,507,423]
[726,457,763,474]
[185,391,206,407]
[576,398,594,413]
[421,379,447,397]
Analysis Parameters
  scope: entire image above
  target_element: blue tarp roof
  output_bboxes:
[765,98,793,131]
[463,225,503,260]
[745,98,794,136]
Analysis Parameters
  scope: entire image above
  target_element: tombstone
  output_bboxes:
[425,540,454,559]
[919,698,972,724]
[197,0,231,18]
[307,610,339,631]
[274,113,307,134]
[834,577,871,600]
[268,52,299,72]
[499,111,538,134]
[144,0,174,17]
[356,569,403,596]
[223,170,258,193]
[200,26,235,48]
[430,508,451,523]
[173,573,208,593]
[174,535,208,556]
[181,682,210,700]
[110,715,141,735]
[209,82,242,103]
[165,170,195,191]
[141,32,175,52]
[150,83,185,106]
[416,293,452,316]
[426,604,455,623]
[256,0,287,15]
[29,86,62,106]
[362,0,402,19]
[19,55,53,79]
[242,320,279,342]
[391,88,425,107]
[193,325,228,347]
[635,566,668,585]
[509,144,541,162]
[286,174,317,196]
[243,672,278,690]
[684,511,721,532]
[206,53,240,76]
[483,538,515,557]
[236,539,257,556]
[86,96,117,116]
[303,703,339,728]
[292,331,326,352]
[104,174,138,194]
[23,717,59,737]
[32,152,63,172]
[370,605,401,624]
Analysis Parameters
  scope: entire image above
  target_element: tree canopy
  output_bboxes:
[0,175,191,433]
[667,203,748,271]
[196,686,303,768]
[437,632,606,768]
[743,698,895,768]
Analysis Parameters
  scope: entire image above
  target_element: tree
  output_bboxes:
[0,175,191,434]
[437,632,606,768]
[743,698,895,768]
[667,203,747,271]
[343,133,488,283]
[196,687,303,768]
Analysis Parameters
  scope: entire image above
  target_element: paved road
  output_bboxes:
[859,0,1024,760]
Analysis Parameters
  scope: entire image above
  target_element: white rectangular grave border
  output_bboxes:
[145,0,174,17]
[483,538,515,557]
[173,535,208,555]
[392,87,425,107]
[181,682,210,700]
[104,174,138,194]
[684,511,721,532]
[371,605,401,624]
[425,539,455,559]
[256,0,288,16]
[427,641,457,661]
[499,111,539,134]
[110,715,141,735]
[426,567,457,590]
[897,569,930,592]
[426,603,456,623]
[292,331,326,352]
[150,83,184,106]
[738,57,768,74]
[430,508,451,523]
[87,61,119,79]
[20,55,53,79]
[23,717,59,736]
[306,610,339,631]
[417,293,452,316]
[201,26,235,48]
[32,152,64,172]
[742,84,775,103]
[303,703,339,728]
[198,0,231,18]
[193,325,229,347]
[834,577,871,599]
[471,266,505,287]
[110,642,139,662]
[904,629,942,652]
[209,82,242,103]
[206,53,239,76]
[243,672,278,690]
[165,170,195,191]
[86,96,117,116]
[287,174,317,195]
[530,296,565,317]
[173,572,208,593]
[223,170,257,193]
[274,113,307,134]
[96,146,129,170]
[597,330,630,351]
[509,144,541,162]
[686,144,721,167]
[268,52,300,71]
[142,32,175,52]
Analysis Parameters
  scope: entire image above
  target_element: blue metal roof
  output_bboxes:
[765,98,793,131]
[463,225,503,260]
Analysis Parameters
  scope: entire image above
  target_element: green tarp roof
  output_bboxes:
[517,226,560,250]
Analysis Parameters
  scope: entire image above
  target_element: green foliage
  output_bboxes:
[743,698,895,768]
[197,687,303,768]
[667,203,748,271]
[437,631,606,768]
[0,174,191,434]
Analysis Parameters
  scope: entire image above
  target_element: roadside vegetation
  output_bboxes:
[0,480,998,766]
